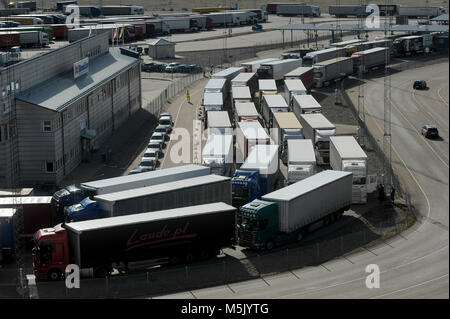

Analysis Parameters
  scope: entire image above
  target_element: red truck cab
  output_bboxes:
[352,55,362,74]
[33,224,69,281]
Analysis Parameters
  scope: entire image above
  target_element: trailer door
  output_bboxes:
[367,174,377,193]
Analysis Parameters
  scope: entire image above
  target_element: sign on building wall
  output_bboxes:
[73,57,89,79]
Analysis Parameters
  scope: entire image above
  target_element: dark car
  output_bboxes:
[154,124,169,135]
[178,64,191,73]
[413,80,427,90]
[141,62,156,72]
[165,63,181,73]
[189,64,203,73]
[421,125,439,139]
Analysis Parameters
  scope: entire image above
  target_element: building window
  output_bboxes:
[45,162,54,173]
[43,120,52,132]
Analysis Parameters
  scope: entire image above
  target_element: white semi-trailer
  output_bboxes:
[351,47,390,74]
[330,136,374,204]
[231,86,252,109]
[202,134,234,176]
[231,72,258,97]
[299,113,336,166]
[261,94,289,127]
[292,94,322,117]
[202,92,223,112]
[241,58,279,72]
[235,102,260,123]
[398,6,446,18]
[287,139,317,184]
[284,79,307,106]
[313,57,354,88]
[302,47,346,67]
[272,112,303,161]
[236,121,271,161]
[237,170,353,250]
[206,111,232,135]
[257,59,302,80]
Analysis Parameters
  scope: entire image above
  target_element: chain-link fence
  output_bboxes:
[142,72,204,117]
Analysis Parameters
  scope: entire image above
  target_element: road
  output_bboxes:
[155,58,449,299]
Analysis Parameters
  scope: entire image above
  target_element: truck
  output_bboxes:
[398,6,447,18]
[5,16,42,25]
[231,72,257,97]
[330,136,374,204]
[212,67,245,94]
[0,196,52,237]
[286,139,317,184]
[246,9,268,22]
[231,86,252,109]
[351,47,390,74]
[162,17,197,33]
[228,11,250,26]
[241,58,278,73]
[0,33,20,48]
[203,12,234,27]
[328,5,367,18]
[64,175,232,223]
[299,113,336,165]
[101,5,144,16]
[302,47,346,67]
[0,208,17,261]
[392,35,433,57]
[266,2,293,14]
[272,112,303,161]
[292,94,322,117]
[261,94,289,127]
[206,110,232,135]
[202,134,234,176]
[232,144,280,207]
[204,78,226,97]
[236,121,271,161]
[257,59,302,80]
[284,79,307,106]
[258,79,278,106]
[234,102,260,124]
[51,165,210,223]
[17,30,49,47]
[283,66,314,91]
[276,4,321,17]
[237,170,353,250]
[313,57,354,88]
[202,92,224,112]
[33,202,237,280]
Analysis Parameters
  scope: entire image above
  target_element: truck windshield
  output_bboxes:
[317,141,329,150]
[38,243,53,265]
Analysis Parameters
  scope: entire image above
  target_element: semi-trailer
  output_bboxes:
[161,17,198,33]
[0,30,48,47]
[328,39,366,48]
[351,47,390,74]
[286,139,317,184]
[398,6,446,18]
[206,111,232,135]
[330,136,374,204]
[69,5,101,17]
[64,175,232,223]
[272,112,303,161]
[283,66,314,91]
[237,170,352,250]
[265,2,293,14]
[231,86,252,110]
[284,79,307,106]
[203,12,234,27]
[231,72,257,97]
[258,79,278,106]
[328,5,367,18]
[234,102,260,124]
[299,113,336,165]
[0,196,52,237]
[236,121,271,161]
[241,58,279,73]
[392,35,433,57]
[276,4,321,17]
[261,94,289,127]
[313,57,354,88]
[292,94,322,117]
[101,5,144,16]
[204,78,226,96]
[202,134,234,176]
[232,144,280,207]
[51,165,210,223]
[202,92,224,112]
[212,67,245,94]
[257,59,302,80]
[302,47,346,67]
[5,16,43,25]
[33,202,237,280]
[247,9,268,22]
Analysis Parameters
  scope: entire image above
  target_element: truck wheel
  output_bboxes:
[48,269,61,281]
[266,240,275,250]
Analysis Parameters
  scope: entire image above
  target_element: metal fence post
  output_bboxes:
[105,276,109,298]
[146,271,149,290]
[286,248,289,271]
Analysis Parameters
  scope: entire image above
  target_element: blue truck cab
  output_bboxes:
[64,197,101,223]
[51,185,96,223]
[0,208,16,261]
[232,170,262,207]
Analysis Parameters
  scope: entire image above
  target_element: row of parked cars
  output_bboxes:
[142,62,203,73]
[129,112,174,175]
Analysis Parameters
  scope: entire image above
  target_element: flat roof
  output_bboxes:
[273,112,302,129]
[212,67,244,78]
[205,78,226,90]
[240,144,279,173]
[353,47,389,55]
[261,58,299,66]
[330,136,367,159]
[314,57,351,66]
[235,102,258,117]
[264,94,288,108]
[82,165,208,189]
[284,66,313,77]
[258,79,277,91]
[203,92,223,105]
[65,202,235,233]
[95,175,230,202]
[293,94,321,109]
[238,121,269,139]
[231,72,256,83]
[306,47,345,56]
[284,79,307,92]
[202,134,233,157]
[232,86,251,99]
[301,113,335,128]
[207,111,231,128]
[262,170,352,201]
[241,58,279,66]
[16,49,139,112]
[288,139,315,163]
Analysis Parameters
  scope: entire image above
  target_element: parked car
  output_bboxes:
[165,62,181,73]
[154,124,169,135]
[188,64,203,73]
[142,62,157,72]
[150,132,168,145]
[421,125,439,139]
[413,80,427,90]
[178,64,191,73]
[147,141,163,153]
[158,115,173,133]
[160,112,173,123]
[143,147,161,160]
